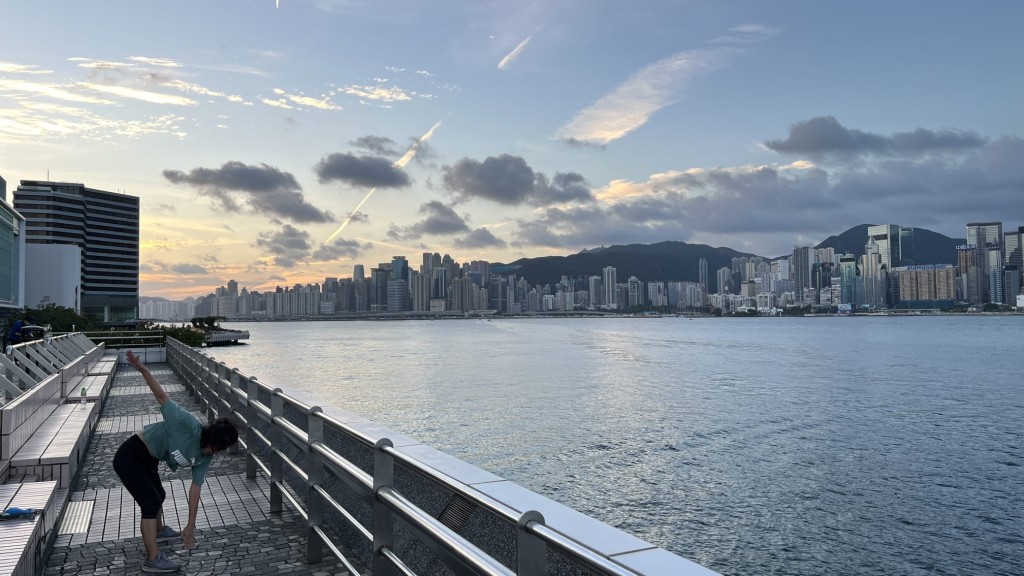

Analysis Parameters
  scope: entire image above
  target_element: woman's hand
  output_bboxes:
[126,350,145,372]
[182,524,197,550]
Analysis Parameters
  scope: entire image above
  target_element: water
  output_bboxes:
[215,316,1023,576]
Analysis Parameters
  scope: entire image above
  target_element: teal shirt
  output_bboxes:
[142,400,212,486]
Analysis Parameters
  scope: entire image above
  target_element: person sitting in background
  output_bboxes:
[6,315,34,346]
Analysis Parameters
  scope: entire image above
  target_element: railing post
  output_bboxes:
[228,369,242,455]
[306,407,324,564]
[517,510,547,576]
[373,438,395,576]
[245,376,259,479]
[270,389,284,513]
[204,358,217,422]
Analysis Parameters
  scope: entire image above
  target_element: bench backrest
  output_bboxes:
[0,373,62,460]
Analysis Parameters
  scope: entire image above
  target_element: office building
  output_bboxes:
[0,176,26,318]
[602,266,618,309]
[868,224,915,269]
[14,180,139,323]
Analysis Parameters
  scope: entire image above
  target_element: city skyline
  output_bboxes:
[2,1,1022,300]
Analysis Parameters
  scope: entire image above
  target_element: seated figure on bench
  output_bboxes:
[113,350,241,573]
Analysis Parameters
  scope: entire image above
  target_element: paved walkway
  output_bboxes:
[44,365,362,576]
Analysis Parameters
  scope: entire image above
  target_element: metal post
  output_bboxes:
[372,438,395,576]
[245,376,259,479]
[517,510,547,576]
[270,389,284,513]
[204,358,217,422]
[228,369,242,455]
[306,407,324,564]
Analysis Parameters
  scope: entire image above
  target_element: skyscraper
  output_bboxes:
[602,266,618,309]
[867,224,915,269]
[791,246,813,293]
[14,180,139,323]
[966,222,1003,303]
[0,176,25,317]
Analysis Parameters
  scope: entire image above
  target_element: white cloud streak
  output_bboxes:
[497,36,532,70]
[555,48,734,146]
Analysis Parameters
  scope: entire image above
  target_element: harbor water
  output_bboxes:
[215,316,1022,576]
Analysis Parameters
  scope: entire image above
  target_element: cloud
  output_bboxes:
[555,47,736,146]
[442,154,593,207]
[455,228,507,249]
[0,62,52,74]
[171,263,207,274]
[351,135,399,157]
[764,116,986,158]
[710,23,782,44]
[163,161,335,223]
[311,237,364,261]
[498,35,532,70]
[387,201,470,241]
[254,224,313,268]
[315,153,412,188]
[337,84,412,103]
[263,88,341,111]
[510,122,1024,258]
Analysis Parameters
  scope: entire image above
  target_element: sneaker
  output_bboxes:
[141,552,181,573]
[156,525,181,542]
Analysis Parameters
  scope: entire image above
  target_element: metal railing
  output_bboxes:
[164,337,658,576]
[81,330,165,349]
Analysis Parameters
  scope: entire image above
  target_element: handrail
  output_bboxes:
[163,337,710,576]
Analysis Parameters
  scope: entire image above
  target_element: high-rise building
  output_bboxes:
[602,266,618,309]
[0,175,25,318]
[867,224,915,269]
[839,253,857,305]
[698,258,708,300]
[791,246,813,293]
[1005,226,1024,270]
[966,222,1003,303]
[588,275,602,309]
[14,180,139,323]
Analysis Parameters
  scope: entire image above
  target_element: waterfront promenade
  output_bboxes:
[42,362,359,576]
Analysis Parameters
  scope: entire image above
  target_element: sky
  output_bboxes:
[1,1,1022,299]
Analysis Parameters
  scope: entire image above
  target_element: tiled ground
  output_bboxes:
[44,363,365,575]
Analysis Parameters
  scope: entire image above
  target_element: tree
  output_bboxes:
[3,305,96,336]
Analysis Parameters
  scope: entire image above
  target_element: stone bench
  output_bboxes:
[9,403,99,488]
[0,481,59,576]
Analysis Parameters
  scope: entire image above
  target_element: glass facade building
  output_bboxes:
[14,180,138,323]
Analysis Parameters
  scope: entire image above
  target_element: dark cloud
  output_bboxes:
[346,211,370,225]
[387,201,469,241]
[163,161,335,223]
[351,135,399,157]
[171,263,207,275]
[315,153,411,188]
[443,154,594,207]
[535,172,594,204]
[764,116,986,158]
[454,228,507,249]
[203,254,220,263]
[512,132,1024,257]
[254,224,312,268]
[443,154,535,205]
[311,237,364,261]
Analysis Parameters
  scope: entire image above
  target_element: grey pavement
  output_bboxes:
[44,364,365,576]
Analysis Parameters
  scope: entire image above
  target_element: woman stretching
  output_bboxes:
[113,350,240,573]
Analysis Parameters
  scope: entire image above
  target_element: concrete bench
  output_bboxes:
[0,481,59,576]
[9,403,99,488]
[0,375,62,464]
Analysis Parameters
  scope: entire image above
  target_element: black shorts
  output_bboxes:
[112,434,166,519]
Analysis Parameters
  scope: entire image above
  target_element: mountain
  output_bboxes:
[505,241,761,285]
[500,226,963,285]
[814,224,965,264]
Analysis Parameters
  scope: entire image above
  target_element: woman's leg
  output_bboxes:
[113,436,163,561]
